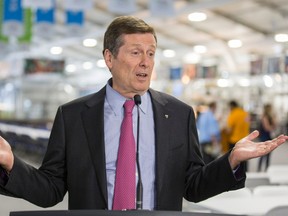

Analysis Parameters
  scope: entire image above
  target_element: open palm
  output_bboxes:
[229,130,288,169]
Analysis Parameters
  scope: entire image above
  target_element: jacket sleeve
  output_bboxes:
[184,108,246,202]
[2,107,67,208]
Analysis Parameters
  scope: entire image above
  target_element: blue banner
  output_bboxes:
[66,10,83,26]
[3,0,23,22]
[36,7,54,23]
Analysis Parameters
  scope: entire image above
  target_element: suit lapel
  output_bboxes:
[149,89,172,202]
[81,87,108,206]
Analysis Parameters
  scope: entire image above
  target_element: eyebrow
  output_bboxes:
[129,43,156,49]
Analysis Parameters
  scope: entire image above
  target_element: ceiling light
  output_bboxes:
[50,46,63,55]
[188,12,207,22]
[193,45,207,54]
[65,64,76,73]
[263,75,273,88]
[217,78,230,87]
[227,39,242,48]
[163,49,175,58]
[83,38,97,47]
[183,53,200,64]
[274,33,288,43]
[97,59,106,68]
[82,61,93,70]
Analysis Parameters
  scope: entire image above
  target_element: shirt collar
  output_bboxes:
[105,80,148,116]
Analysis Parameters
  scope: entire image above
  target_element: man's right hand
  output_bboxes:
[0,136,14,172]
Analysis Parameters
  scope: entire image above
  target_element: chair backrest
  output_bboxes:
[253,185,288,197]
[267,165,288,173]
[265,205,288,216]
[215,187,252,198]
[266,165,288,185]
[245,176,271,190]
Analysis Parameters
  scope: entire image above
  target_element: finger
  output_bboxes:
[274,134,288,142]
[243,130,259,141]
[264,136,285,150]
[274,135,288,146]
[256,135,287,157]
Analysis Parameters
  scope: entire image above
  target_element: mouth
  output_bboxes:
[136,73,148,78]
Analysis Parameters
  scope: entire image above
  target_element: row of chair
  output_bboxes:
[215,185,288,198]
[266,205,288,216]
[0,130,48,156]
[184,186,288,215]
[246,167,288,189]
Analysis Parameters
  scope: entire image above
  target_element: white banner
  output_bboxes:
[2,21,24,37]
[63,0,93,11]
[3,0,24,37]
[149,0,175,17]
[34,23,55,37]
[108,0,136,14]
[23,0,54,10]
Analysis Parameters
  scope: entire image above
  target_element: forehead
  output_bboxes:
[122,33,157,47]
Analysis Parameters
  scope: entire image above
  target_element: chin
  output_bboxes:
[135,82,150,90]
[133,87,148,95]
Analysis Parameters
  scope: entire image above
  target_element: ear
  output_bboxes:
[103,49,113,69]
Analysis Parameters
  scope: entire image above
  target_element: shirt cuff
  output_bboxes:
[233,164,245,181]
[0,166,9,186]
[233,165,240,174]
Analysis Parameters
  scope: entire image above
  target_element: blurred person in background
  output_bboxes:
[197,102,221,163]
[226,100,250,149]
[257,104,277,172]
[226,100,250,171]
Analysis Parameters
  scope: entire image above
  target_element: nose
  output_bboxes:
[139,54,151,68]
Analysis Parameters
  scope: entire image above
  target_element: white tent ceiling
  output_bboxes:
[1,0,288,75]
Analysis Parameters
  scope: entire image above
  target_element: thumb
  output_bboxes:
[243,130,259,141]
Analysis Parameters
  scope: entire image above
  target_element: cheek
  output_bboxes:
[116,58,133,70]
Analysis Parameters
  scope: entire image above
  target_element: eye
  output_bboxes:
[131,50,140,56]
[148,51,155,58]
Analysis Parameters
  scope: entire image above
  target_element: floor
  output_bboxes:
[1,143,288,216]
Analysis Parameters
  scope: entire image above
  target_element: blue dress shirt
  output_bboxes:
[104,83,155,210]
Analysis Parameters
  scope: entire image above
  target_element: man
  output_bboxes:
[226,100,250,171]
[0,16,287,211]
[197,102,221,163]
[226,100,250,150]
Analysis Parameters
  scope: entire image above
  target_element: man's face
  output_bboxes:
[104,33,156,98]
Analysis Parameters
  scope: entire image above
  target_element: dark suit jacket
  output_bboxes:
[1,86,245,211]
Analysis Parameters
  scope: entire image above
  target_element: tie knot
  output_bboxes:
[124,100,135,114]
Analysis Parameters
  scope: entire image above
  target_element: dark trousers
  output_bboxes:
[257,154,270,172]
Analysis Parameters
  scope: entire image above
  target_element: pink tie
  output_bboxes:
[113,100,136,210]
